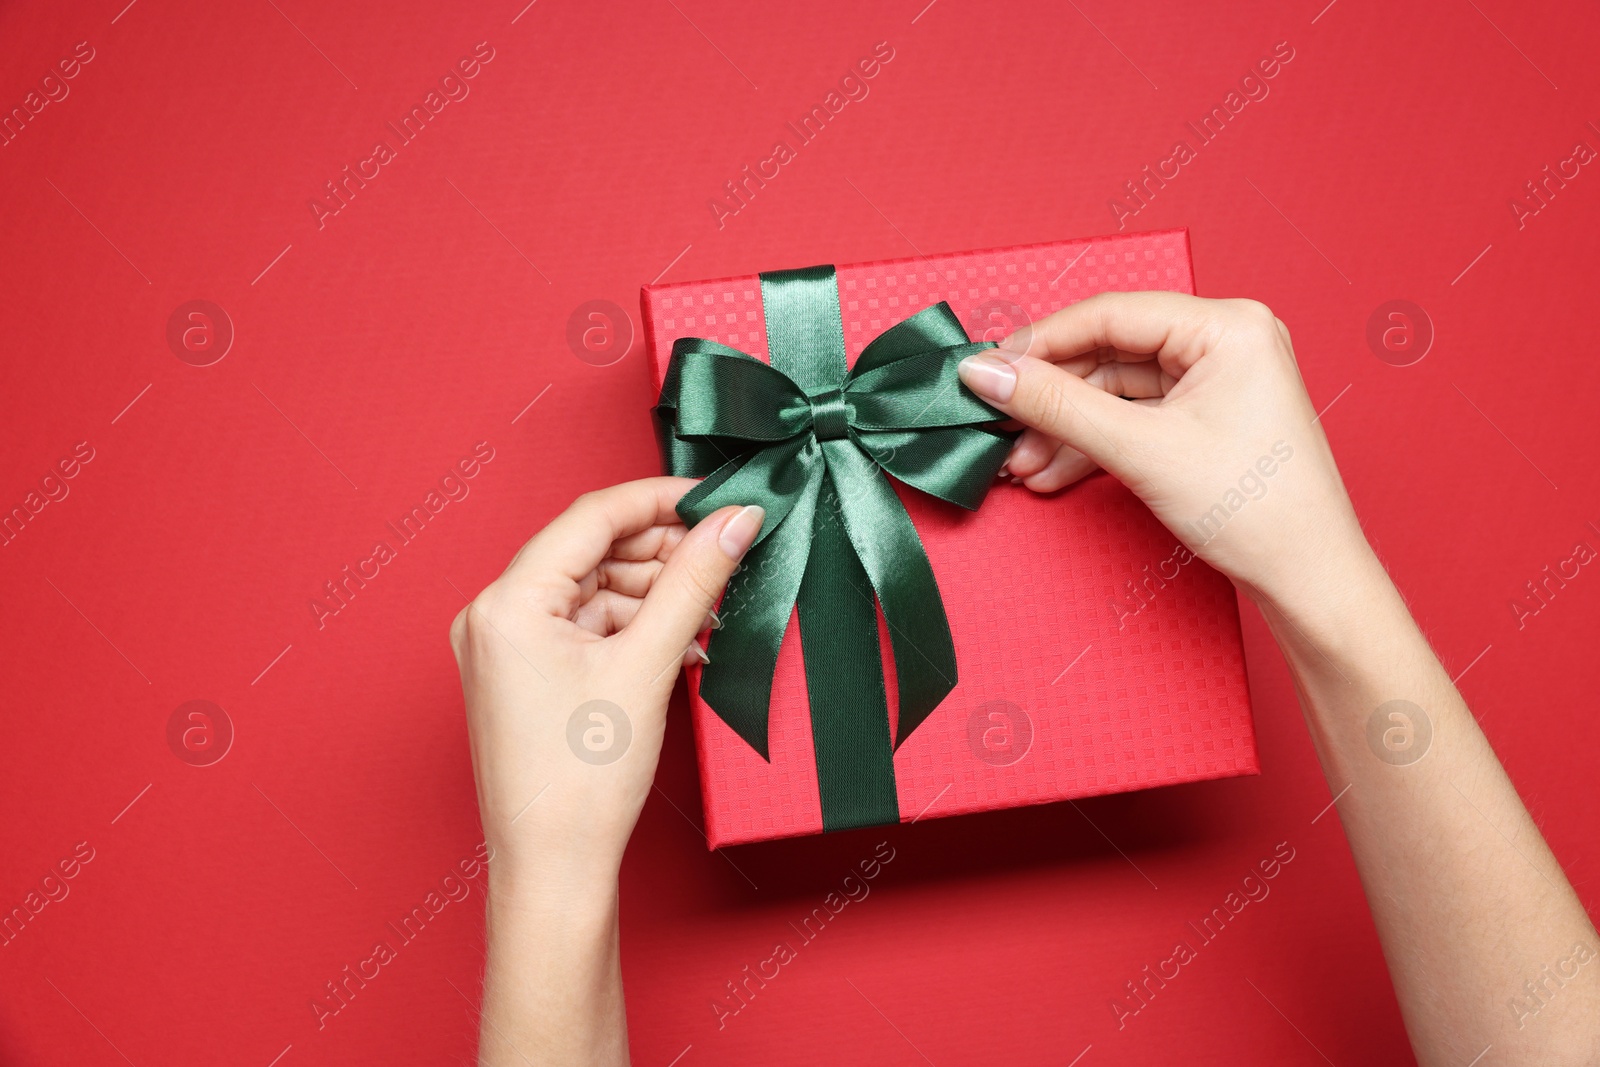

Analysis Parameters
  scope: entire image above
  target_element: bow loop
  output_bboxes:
[845,340,1000,431]
[669,340,812,443]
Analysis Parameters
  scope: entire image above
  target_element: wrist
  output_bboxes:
[488,873,620,958]
[1245,521,1387,628]
[1250,540,1416,681]
[488,848,620,919]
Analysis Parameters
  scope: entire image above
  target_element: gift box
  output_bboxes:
[642,229,1257,848]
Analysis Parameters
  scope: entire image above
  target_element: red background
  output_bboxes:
[2,1,1596,1064]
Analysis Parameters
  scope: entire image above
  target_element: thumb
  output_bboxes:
[624,504,765,673]
[958,352,1153,484]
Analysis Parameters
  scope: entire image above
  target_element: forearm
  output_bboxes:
[1256,546,1599,1065]
[478,871,628,1066]
[451,480,753,1064]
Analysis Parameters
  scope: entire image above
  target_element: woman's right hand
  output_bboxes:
[956,292,1374,613]
[966,292,1600,1067]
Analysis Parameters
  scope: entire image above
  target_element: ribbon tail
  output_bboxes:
[824,439,960,748]
[699,461,822,760]
[795,474,901,830]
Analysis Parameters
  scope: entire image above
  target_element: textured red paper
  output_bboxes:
[643,230,1258,847]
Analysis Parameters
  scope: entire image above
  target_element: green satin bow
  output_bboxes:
[653,265,1013,831]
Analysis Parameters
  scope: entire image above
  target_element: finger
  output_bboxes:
[572,589,645,637]
[621,504,765,673]
[1006,428,1060,478]
[610,522,687,563]
[1019,443,1098,493]
[1084,359,1173,399]
[998,291,1220,379]
[501,477,697,592]
[1005,356,1167,477]
[596,557,664,598]
[959,353,1154,482]
[574,591,720,640]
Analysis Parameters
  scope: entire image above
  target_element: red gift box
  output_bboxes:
[642,229,1257,847]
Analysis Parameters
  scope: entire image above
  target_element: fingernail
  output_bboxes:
[958,354,1017,403]
[718,505,765,561]
[686,641,710,665]
[703,608,722,632]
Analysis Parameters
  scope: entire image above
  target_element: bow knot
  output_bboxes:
[652,264,1014,832]
[808,388,851,441]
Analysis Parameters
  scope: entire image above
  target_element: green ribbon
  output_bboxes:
[653,265,1013,831]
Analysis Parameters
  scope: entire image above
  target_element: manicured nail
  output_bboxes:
[958,354,1017,403]
[703,608,722,632]
[687,642,711,665]
[718,505,765,561]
